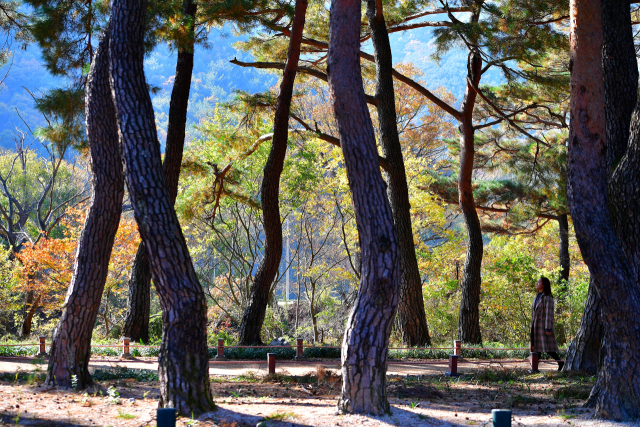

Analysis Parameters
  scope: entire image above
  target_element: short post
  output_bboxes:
[121,337,132,359]
[37,336,47,357]
[157,408,176,427]
[530,352,540,373]
[215,338,226,359]
[492,409,512,427]
[454,339,462,356]
[267,353,276,375]
[445,354,459,377]
[295,338,305,360]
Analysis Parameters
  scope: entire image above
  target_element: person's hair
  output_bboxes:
[540,276,552,296]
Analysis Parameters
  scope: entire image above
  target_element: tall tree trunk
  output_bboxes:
[20,291,39,337]
[238,0,308,345]
[327,0,401,415]
[554,213,571,344]
[564,0,637,377]
[109,0,213,415]
[601,0,640,284]
[568,0,640,419]
[122,245,151,342]
[564,277,603,374]
[46,27,125,388]
[122,0,197,344]
[366,0,430,347]
[558,213,570,284]
[457,48,483,345]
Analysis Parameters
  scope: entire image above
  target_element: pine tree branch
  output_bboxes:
[288,112,392,171]
[467,77,552,147]
[261,26,461,119]
[230,58,379,106]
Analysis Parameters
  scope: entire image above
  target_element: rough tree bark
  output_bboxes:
[565,0,637,376]
[568,0,640,418]
[122,244,151,342]
[46,26,125,388]
[366,0,430,347]
[109,0,214,415]
[601,0,640,283]
[457,45,483,344]
[122,0,197,344]
[237,0,307,345]
[327,0,402,415]
[564,277,603,374]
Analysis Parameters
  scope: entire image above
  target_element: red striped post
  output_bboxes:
[267,353,276,375]
[37,336,47,357]
[446,354,459,377]
[454,340,462,356]
[295,338,305,360]
[530,352,540,373]
[215,338,226,359]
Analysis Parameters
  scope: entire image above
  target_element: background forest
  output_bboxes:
[0,0,588,350]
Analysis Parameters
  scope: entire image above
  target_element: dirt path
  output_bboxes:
[0,356,560,377]
[0,357,636,427]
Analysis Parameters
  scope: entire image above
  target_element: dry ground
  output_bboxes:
[0,358,637,427]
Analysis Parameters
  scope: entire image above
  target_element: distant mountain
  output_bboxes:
[0,25,504,153]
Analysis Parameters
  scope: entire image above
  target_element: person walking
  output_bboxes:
[530,276,564,371]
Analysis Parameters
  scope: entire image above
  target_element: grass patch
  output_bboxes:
[467,367,530,383]
[505,394,542,407]
[0,371,46,384]
[553,386,591,401]
[117,410,137,420]
[262,411,296,421]
[92,367,158,382]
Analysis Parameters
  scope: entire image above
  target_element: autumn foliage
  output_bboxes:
[15,204,141,333]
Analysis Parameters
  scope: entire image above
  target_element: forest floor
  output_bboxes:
[0,357,637,427]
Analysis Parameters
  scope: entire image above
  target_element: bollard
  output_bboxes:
[529,352,540,373]
[215,338,226,359]
[454,339,462,356]
[157,408,176,427]
[267,353,276,375]
[121,337,132,359]
[37,336,47,357]
[492,409,512,427]
[295,338,305,360]
[445,354,459,377]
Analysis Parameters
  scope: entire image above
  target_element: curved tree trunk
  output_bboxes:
[109,0,213,415]
[46,27,125,388]
[366,0,430,347]
[568,0,640,418]
[564,277,602,374]
[238,0,308,345]
[328,0,401,415]
[457,48,483,345]
[122,0,197,344]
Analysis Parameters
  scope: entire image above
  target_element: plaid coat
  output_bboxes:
[530,294,559,353]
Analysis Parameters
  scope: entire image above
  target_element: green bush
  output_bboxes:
[148,315,163,342]
[302,346,341,359]
[212,346,296,360]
